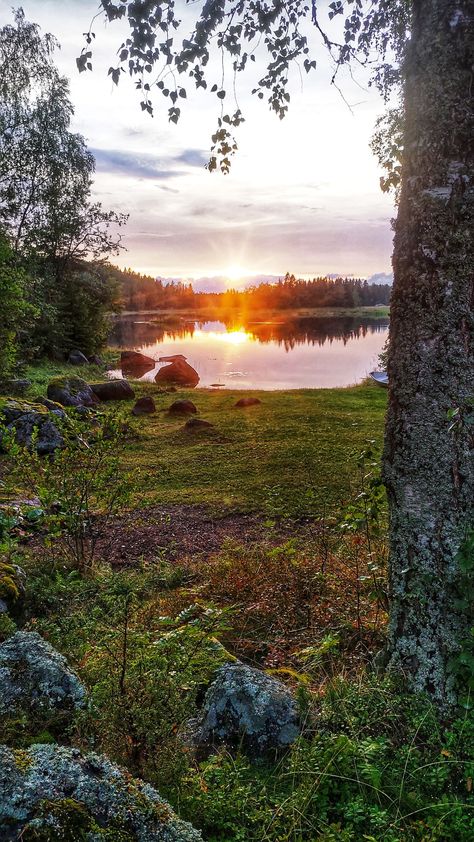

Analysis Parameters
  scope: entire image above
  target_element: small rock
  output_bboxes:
[90,379,135,401]
[184,418,214,431]
[35,397,67,418]
[190,663,300,756]
[0,744,202,841]
[132,396,156,416]
[0,379,31,396]
[168,399,197,415]
[88,354,104,366]
[68,349,89,366]
[0,631,86,717]
[47,376,98,407]
[234,397,262,408]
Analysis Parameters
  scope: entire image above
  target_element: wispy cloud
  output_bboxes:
[91,147,208,180]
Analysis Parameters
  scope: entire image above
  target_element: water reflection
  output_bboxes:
[109,314,389,390]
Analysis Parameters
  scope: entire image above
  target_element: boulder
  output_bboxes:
[0,631,86,716]
[0,400,64,455]
[88,354,104,366]
[168,400,197,415]
[90,379,135,402]
[155,357,199,388]
[121,350,155,367]
[0,744,202,841]
[68,349,89,366]
[190,663,300,756]
[0,379,31,396]
[132,396,156,416]
[184,418,214,431]
[47,376,98,407]
[234,397,262,408]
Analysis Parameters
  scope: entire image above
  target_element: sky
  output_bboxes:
[1,1,395,289]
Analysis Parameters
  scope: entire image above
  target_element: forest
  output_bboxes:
[118,269,392,313]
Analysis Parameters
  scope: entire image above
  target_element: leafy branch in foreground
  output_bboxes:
[77,0,410,172]
[5,414,135,575]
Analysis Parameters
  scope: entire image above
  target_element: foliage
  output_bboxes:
[80,1,410,171]
[0,232,37,379]
[371,107,404,200]
[179,678,474,841]
[0,10,126,364]
[5,414,134,574]
[116,267,391,313]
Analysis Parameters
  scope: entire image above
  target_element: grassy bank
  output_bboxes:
[116,305,390,321]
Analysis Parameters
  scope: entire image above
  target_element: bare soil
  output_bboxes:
[96,504,295,566]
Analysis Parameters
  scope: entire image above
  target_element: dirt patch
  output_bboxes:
[96,505,293,566]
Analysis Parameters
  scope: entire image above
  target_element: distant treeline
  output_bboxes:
[117,269,392,312]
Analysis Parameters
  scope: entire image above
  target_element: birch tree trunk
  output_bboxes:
[384,0,474,706]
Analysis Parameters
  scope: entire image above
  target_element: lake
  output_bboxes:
[109,313,389,390]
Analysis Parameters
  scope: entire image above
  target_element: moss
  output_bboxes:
[12,748,33,774]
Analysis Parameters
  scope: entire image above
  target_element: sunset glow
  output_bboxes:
[194,327,251,345]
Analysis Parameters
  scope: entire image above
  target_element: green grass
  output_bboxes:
[118,305,390,320]
[4,359,387,515]
[105,381,386,513]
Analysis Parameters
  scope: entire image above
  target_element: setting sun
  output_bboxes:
[225,265,247,282]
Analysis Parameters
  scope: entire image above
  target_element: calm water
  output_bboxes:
[109,314,389,390]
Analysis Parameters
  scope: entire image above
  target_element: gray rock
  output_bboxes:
[0,631,86,716]
[35,397,67,418]
[90,379,135,401]
[0,400,64,455]
[0,744,202,841]
[47,376,99,407]
[190,663,300,756]
[68,349,89,365]
[0,599,8,615]
[0,379,31,396]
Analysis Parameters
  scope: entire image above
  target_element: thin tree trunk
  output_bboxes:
[384,0,474,706]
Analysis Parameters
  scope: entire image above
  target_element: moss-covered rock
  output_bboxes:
[0,744,202,841]
[47,377,98,408]
[0,400,64,455]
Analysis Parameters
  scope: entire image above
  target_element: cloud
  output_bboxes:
[176,149,209,167]
[368,272,393,285]
[91,147,208,180]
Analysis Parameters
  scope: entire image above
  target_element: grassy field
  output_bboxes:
[14,359,388,514]
[121,383,387,513]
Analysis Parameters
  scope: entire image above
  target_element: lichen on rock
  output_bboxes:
[0,631,86,717]
[189,662,300,756]
[0,744,202,841]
